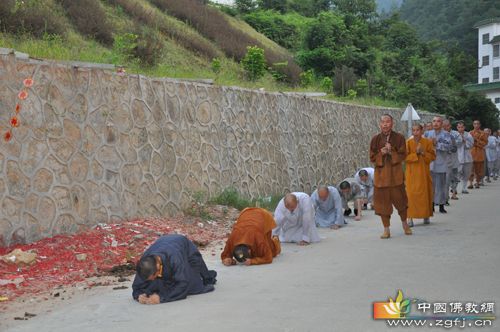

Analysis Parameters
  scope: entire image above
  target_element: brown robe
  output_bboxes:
[470,129,488,162]
[369,130,408,223]
[221,207,281,265]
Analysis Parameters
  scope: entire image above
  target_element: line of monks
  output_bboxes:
[131,114,499,304]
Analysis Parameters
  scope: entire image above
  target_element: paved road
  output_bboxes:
[3,181,500,332]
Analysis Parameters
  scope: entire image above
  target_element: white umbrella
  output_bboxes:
[401,103,420,137]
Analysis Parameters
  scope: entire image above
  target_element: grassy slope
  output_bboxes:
[0,0,404,107]
[0,0,298,91]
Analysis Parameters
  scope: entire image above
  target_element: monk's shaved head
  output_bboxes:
[136,255,157,280]
[339,181,351,190]
[233,244,251,263]
[358,169,369,182]
[443,119,451,131]
[381,114,393,121]
[432,116,443,130]
[317,186,329,201]
[380,114,393,134]
[284,193,298,212]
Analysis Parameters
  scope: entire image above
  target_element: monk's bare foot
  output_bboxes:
[380,230,390,239]
[355,215,361,221]
[330,224,340,230]
[298,240,309,246]
[402,222,412,235]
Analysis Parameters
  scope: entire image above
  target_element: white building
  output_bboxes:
[465,18,500,110]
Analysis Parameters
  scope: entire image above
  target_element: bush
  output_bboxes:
[300,69,314,87]
[211,188,252,211]
[59,0,114,45]
[346,89,357,99]
[211,58,222,74]
[134,27,164,66]
[112,32,138,64]
[321,77,333,93]
[269,61,289,82]
[211,187,282,211]
[241,46,266,81]
[355,78,369,96]
[1,0,68,37]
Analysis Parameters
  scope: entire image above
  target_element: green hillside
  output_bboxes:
[0,0,301,90]
[400,0,500,58]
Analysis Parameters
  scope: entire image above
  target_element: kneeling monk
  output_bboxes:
[132,234,217,304]
[221,207,281,266]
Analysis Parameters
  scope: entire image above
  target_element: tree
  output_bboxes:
[450,92,499,131]
[287,0,332,17]
[257,0,287,13]
[333,65,357,96]
[331,0,377,20]
[235,0,256,14]
[241,46,267,81]
[244,10,302,50]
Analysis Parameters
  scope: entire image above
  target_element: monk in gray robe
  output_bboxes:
[338,178,364,221]
[354,168,374,209]
[424,116,453,213]
[311,185,345,230]
[456,121,474,194]
[273,193,321,245]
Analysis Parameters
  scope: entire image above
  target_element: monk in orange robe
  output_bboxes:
[221,207,281,266]
[405,124,436,226]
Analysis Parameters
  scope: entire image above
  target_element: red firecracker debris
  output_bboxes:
[0,207,238,302]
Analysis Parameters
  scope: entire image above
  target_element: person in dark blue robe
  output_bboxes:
[132,234,217,304]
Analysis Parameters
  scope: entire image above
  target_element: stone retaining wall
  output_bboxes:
[0,54,436,246]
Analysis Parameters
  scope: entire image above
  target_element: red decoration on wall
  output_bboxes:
[4,130,12,142]
[4,78,34,142]
[23,78,34,88]
[10,116,19,127]
[18,90,28,100]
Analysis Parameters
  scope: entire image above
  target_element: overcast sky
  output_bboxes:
[211,0,235,5]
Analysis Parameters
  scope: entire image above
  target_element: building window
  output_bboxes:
[494,67,500,80]
[482,77,490,83]
[495,97,500,104]
[483,33,490,44]
[483,55,490,66]
[494,44,500,58]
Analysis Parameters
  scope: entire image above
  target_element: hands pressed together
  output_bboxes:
[381,142,392,155]
[416,143,423,155]
[222,258,236,266]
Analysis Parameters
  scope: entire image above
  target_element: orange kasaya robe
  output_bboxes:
[405,137,436,219]
[221,207,281,265]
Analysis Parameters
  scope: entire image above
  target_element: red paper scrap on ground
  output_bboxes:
[0,212,236,301]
